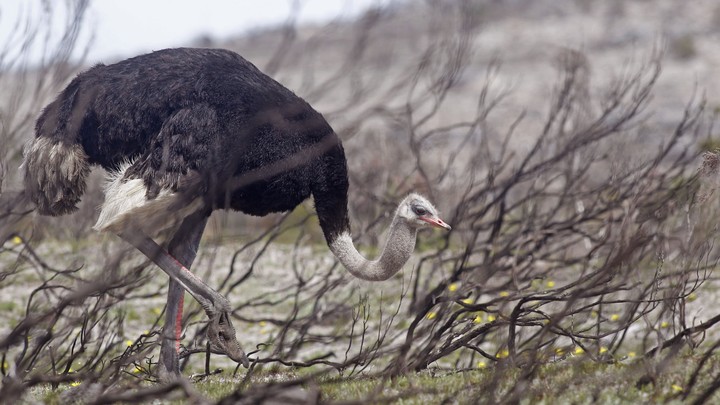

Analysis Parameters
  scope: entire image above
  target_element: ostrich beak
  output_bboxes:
[421,216,452,231]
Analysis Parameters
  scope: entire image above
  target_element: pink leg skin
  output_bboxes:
[175,294,184,353]
[154,216,208,381]
[159,279,186,380]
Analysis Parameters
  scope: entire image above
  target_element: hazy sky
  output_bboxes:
[1,0,385,63]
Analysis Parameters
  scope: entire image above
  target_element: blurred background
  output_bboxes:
[1,0,388,63]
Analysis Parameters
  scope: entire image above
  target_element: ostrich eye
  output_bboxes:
[412,205,428,216]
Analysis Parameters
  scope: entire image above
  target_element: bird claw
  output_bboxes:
[206,311,250,368]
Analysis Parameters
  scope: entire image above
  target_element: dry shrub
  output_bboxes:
[3,1,720,403]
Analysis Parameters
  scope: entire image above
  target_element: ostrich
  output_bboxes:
[22,48,451,378]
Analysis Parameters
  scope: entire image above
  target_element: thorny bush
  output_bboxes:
[2,0,720,403]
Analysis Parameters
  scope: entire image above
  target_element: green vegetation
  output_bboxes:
[699,137,720,153]
[175,354,720,403]
[670,34,697,60]
[34,353,720,403]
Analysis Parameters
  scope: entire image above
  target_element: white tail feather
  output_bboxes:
[94,162,201,235]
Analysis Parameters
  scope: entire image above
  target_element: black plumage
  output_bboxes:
[29,47,350,243]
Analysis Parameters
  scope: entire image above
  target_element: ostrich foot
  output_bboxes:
[206,311,249,367]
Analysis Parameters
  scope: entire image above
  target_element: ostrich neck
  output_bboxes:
[329,216,417,281]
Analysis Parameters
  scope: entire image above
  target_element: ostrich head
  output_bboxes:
[207,311,249,368]
[328,192,451,282]
[397,193,452,231]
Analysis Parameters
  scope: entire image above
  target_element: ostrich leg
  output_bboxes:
[118,228,249,371]
[158,215,208,379]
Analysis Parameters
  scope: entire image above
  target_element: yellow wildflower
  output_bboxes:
[259,321,267,327]
[125,340,133,347]
[628,352,637,358]
[610,314,620,321]
[426,312,437,320]
[11,236,22,245]
[477,361,487,369]
[499,291,510,298]
[70,381,81,387]
[487,315,496,322]
[133,365,142,374]
[461,298,474,305]
[574,347,584,355]
[448,283,458,292]
[671,384,683,392]
[599,347,608,354]
[590,311,598,318]
[661,321,669,328]
[546,281,555,288]
[496,349,509,359]
[473,315,483,324]
[555,348,564,356]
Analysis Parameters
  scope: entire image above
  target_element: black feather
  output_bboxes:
[28,48,351,243]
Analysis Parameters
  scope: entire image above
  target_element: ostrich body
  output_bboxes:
[22,48,451,378]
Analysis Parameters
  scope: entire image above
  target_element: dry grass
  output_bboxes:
[5,1,720,403]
